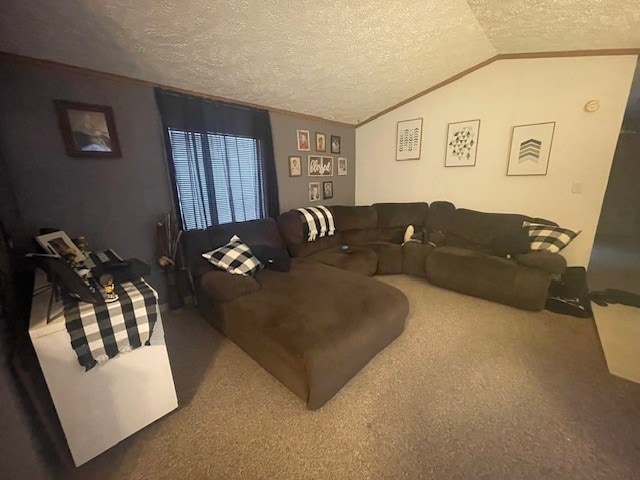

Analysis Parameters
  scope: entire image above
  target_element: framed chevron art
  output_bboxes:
[507,122,556,176]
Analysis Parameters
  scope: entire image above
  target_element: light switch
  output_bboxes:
[571,182,583,194]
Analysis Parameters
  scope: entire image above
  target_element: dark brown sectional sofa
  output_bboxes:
[182,201,568,409]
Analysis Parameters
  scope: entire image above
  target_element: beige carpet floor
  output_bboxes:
[56,276,640,480]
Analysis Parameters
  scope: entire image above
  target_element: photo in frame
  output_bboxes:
[337,157,347,176]
[288,156,302,177]
[315,132,326,152]
[54,100,121,158]
[323,181,333,199]
[36,231,86,263]
[297,130,310,151]
[309,182,320,202]
[396,118,423,161]
[507,122,556,176]
[330,135,341,154]
[308,155,333,176]
[445,119,480,167]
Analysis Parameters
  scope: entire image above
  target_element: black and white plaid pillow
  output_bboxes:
[202,235,264,276]
[523,221,580,253]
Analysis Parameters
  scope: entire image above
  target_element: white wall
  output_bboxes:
[356,56,637,266]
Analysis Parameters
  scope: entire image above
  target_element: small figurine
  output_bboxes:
[99,274,118,302]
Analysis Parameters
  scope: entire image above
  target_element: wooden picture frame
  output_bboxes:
[330,135,341,154]
[297,130,310,151]
[315,132,326,152]
[323,181,333,199]
[507,122,556,176]
[445,119,480,167]
[309,182,320,202]
[396,118,423,161]
[54,100,121,158]
[337,157,347,176]
[308,155,334,176]
[288,156,302,177]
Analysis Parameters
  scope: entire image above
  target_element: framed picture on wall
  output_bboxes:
[330,135,341,154]
[308,155,333,176]
[507,122,556,176]
[297,130,310,151]
[445,119,480,167]
[337,157,347,176]
[323,181,333,199]
[54,100,122,158]
[309,182,320,202]
[315,132,326,152]
[396,118,423,161]
[288,156,302,177]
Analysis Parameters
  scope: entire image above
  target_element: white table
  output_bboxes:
[28,269,178,466]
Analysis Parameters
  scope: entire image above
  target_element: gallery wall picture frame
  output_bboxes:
[445,119,480,167]
[330,135,341,154]
[396,118,423,161]
[297,130,310,151]
[288,156,302,177]
[323,181,333,200]
[54,100,122,158]
[308,155,334,176]
[315,132,326,152]
[507,122,556,176]
[337,157,347,176]
[309,182,320,202]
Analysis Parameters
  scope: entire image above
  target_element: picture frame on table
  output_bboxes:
[54,100,121,158]
[330,135,341,154]
[35,231,86,263]
[323,181,333,199]
[315,132,326,152]
[507,122,556,176]
[297,130,310,151]
[288,156,302,177]
[445,119,480,167]
[337,157,347,176]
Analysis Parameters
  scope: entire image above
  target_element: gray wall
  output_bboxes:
[270,112,355,212]
[0,60,173,292]
[0,61,352,294]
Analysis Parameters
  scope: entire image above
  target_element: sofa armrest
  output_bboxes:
[514,251,567,275]
[198,269,261,303]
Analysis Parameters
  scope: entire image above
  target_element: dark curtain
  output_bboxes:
[155,88,279,229]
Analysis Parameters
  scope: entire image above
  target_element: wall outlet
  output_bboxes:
[571,182,583,194]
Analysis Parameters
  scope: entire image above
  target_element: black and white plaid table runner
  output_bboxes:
[63,279,159,371]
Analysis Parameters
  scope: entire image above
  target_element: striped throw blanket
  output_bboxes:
[296,206,336,242]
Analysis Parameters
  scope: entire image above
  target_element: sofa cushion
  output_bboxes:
[332,205,378,231]
[374,202,429,228]
[514,251,567,275]
[252,245,291,272]
[307,245,378,276]
[402,242,434,278]
[199,269,261,303]
[277,210,341,257]
[487,229,531,257]
[523,222,580,253]
[202,235,264,276]
[361,242,403,274]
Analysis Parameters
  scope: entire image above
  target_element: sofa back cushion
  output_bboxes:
[277,210,341,257]
[332,205,379,245]
[374,202,429,243]
[182,218,285,276]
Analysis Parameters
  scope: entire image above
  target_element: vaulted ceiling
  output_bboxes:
[1,1,639,124]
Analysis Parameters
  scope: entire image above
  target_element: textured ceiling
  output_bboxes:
[0,1,638,124]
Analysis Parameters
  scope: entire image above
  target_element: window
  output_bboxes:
[167,128,266,230]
